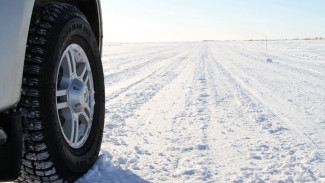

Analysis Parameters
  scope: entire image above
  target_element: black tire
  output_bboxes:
[17,3,104,182]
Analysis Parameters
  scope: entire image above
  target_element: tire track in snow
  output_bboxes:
[105,45,199,102]
[119,53,201,182]
[104,46,201,145]
[218,44,325,127]
[102,43,186,62]
[204,45,291,181]
[204,45,263,181]
[167,45,215,181]
[99,46,204,182]
[103,43,193,74]
[211,45,325,150]
[207,44,323,181]
[223,43,325,78]
[104,44,196,88]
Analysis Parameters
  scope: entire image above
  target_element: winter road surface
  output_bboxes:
[77,41,325,182]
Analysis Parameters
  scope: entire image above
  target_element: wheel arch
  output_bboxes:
[35,0,103,56]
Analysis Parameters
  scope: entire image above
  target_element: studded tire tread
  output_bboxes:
[17,3,104,182]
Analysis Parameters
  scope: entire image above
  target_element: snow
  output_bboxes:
[76,40,325,183]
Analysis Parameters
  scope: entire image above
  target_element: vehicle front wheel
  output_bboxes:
[17,3,104,182]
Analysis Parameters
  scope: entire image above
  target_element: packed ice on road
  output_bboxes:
[77,40,325,182]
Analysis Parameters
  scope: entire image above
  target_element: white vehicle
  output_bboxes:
[0,1,105,182]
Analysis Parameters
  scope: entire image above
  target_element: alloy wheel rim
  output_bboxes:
[56,44,95,148]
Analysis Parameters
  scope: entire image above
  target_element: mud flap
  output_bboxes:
[0,113,22,181]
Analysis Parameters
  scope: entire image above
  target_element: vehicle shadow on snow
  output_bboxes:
[75,151,150,183]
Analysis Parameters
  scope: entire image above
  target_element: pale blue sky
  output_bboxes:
[101,0,325,42]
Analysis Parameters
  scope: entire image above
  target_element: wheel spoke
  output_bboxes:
[73,120,79,143]
[83,70,89,83]
[90,90,95,108]
[85,105,91,115]
[65,49,77,76]
[57,101,69,109]
[81,111,90,124]
[78,63,87,79]
[69,47,77,74]
[69,119,75,142]
[91,90,95,99]
[65,52,73,76]
[56,89,68,97]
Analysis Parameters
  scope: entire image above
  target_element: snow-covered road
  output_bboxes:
[77,41,325,182]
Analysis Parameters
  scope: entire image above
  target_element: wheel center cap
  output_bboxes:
[69,79,88,112]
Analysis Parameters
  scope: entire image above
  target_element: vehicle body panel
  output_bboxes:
[0,0,35,111]
[0,0,102,112]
